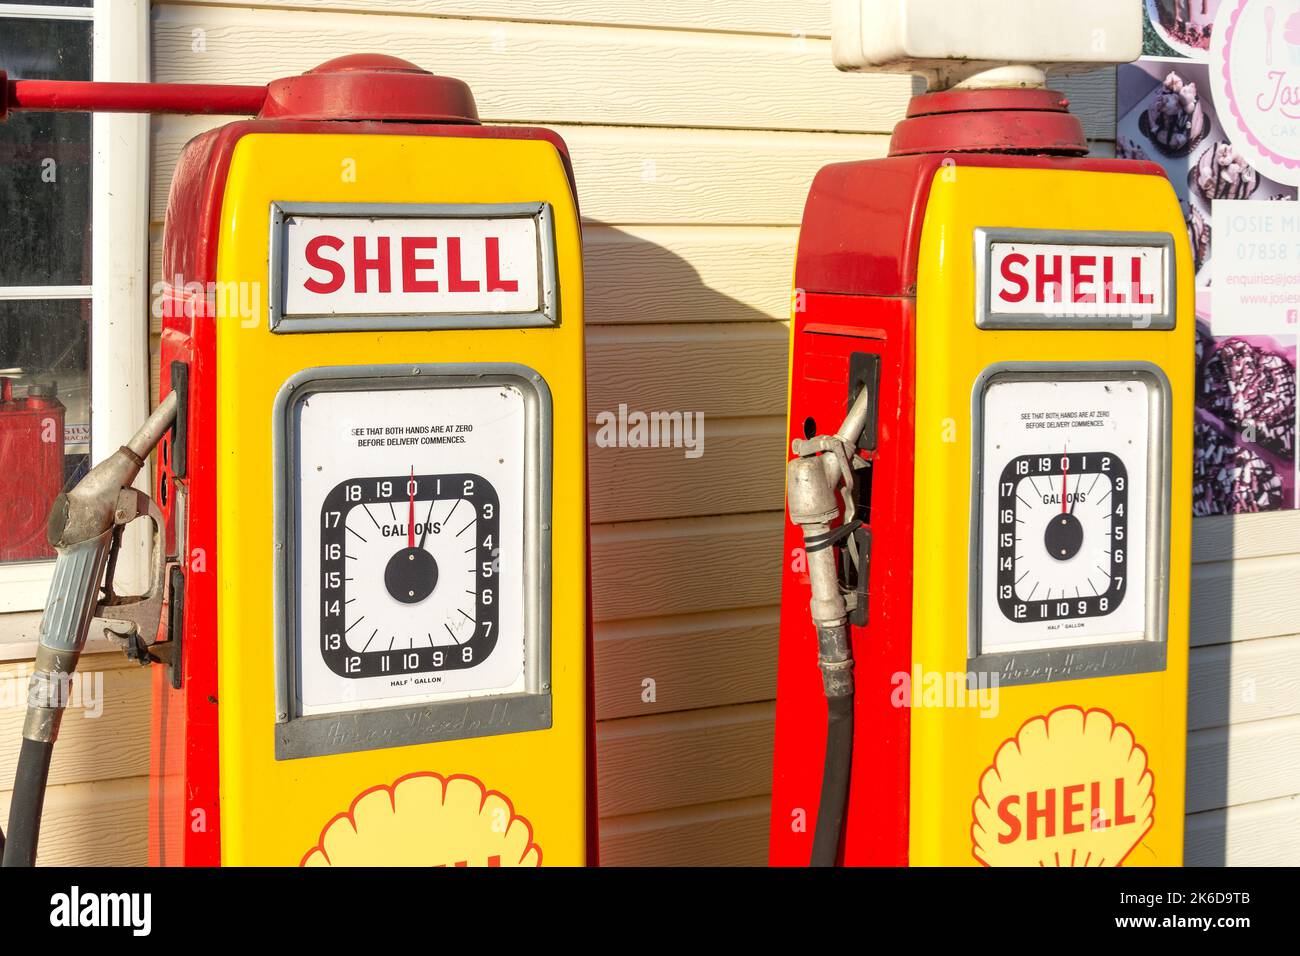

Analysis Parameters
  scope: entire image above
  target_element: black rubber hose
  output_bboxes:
[810,692,854,867]
[2,737,55,867]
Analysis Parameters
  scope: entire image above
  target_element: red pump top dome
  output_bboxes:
[259,54,480,124]
[889,87,1087,157]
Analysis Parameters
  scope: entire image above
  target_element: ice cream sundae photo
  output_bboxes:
[1190,142,1261,201]
[1139,71,1208,157]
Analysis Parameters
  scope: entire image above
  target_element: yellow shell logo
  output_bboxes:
[971,706,1154,867]
[301,772,542,867]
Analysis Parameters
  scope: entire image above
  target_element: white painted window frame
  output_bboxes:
[0,0,150,614]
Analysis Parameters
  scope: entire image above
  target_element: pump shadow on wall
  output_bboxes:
[580,221,789,737]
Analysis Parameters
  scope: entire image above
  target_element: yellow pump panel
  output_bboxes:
[211,133,588,865]
[909,166,1194,866]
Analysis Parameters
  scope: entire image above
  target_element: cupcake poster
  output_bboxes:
[1122,1,1300,514]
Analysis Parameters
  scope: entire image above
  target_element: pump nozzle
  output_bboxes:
[1,392,177,866]
[786,386,873,866]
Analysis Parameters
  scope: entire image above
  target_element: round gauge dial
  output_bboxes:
[319,472,499,679]
[996,451,1128,624]
[977,372,1163,656]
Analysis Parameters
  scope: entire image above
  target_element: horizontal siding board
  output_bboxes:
[1186,715,1300,814]
[1190,554,1300,647]
[0,657,151,789]
[1188,634,1300,731]
[1185,793,1300,866]
[582,225,798,324]
[152,7,1116,138]
[594,607,779,720]
[590,513,782,622]
[587,323,788,413]
[588,418,784,523]
[0,777,148,867]
[596,702,774,816]
[171,0,835,37]
[152,6,914,134]
[1192,510,1300,563]
[599,795,769,866]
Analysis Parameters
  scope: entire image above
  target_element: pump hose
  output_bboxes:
[810,620,854,867]
[1,739,55,866]
[811,694,854,866]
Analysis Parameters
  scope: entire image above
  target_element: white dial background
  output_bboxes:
[978,376,1152,654]
[342,494,480,652]
[296,384,527,716]
[1011,469,1113,603]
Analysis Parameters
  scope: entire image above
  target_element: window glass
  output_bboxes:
[0,17,93,286]
[0,14,93,567]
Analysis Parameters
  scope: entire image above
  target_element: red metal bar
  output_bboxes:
[2,75,266,120]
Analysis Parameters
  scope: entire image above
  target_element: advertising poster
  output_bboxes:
[1120,0,1299,514]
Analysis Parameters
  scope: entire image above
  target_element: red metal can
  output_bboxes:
[0,378,65,562]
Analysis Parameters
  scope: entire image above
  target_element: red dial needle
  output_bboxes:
[408,466,416,547]
[1060,448,1069,514]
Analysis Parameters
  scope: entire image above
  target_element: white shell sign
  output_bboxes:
[976,229,1176,330]
[270,202,557,332]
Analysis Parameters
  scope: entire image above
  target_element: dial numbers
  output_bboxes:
[996,452,1128,624]
[319,472,500,679]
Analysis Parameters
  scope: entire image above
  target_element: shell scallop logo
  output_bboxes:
[971,707,1154,867]
[301,772,542,867]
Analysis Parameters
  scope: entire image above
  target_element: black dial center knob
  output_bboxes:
[385,547,438,604]
[1044,513,1084,562]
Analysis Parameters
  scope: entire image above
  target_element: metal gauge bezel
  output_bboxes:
[968,362,1172,687]
[268,201,560,333]
[272,362,553,760]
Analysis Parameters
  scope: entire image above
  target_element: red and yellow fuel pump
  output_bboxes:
[771,0,1194,867]
[0,56,593,867]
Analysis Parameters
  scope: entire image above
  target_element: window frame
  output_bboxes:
[0,0,150,614]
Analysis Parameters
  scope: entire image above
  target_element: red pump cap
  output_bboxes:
[889,87,1088,157]
[259,54,479,124]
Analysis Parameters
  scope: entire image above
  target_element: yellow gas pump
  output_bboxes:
[771,0,1193,866]
[1,55,593,867]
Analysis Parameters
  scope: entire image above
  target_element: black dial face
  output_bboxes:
[318,472,500,679]
[996,451,1129,624]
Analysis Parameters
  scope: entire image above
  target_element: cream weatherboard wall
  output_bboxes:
[0,0,1296,866]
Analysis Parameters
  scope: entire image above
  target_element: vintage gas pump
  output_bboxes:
[771,0,1194,866]
[0,56,592,867]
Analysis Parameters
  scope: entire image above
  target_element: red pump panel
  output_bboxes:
[769,294,916,866]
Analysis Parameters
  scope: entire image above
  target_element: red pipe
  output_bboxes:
[2,75,266,120]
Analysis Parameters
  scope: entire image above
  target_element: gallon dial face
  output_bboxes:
[978,374,1160,656]
[318,471,499,680]
[295,383,527,717]
[995,451,1127,623]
